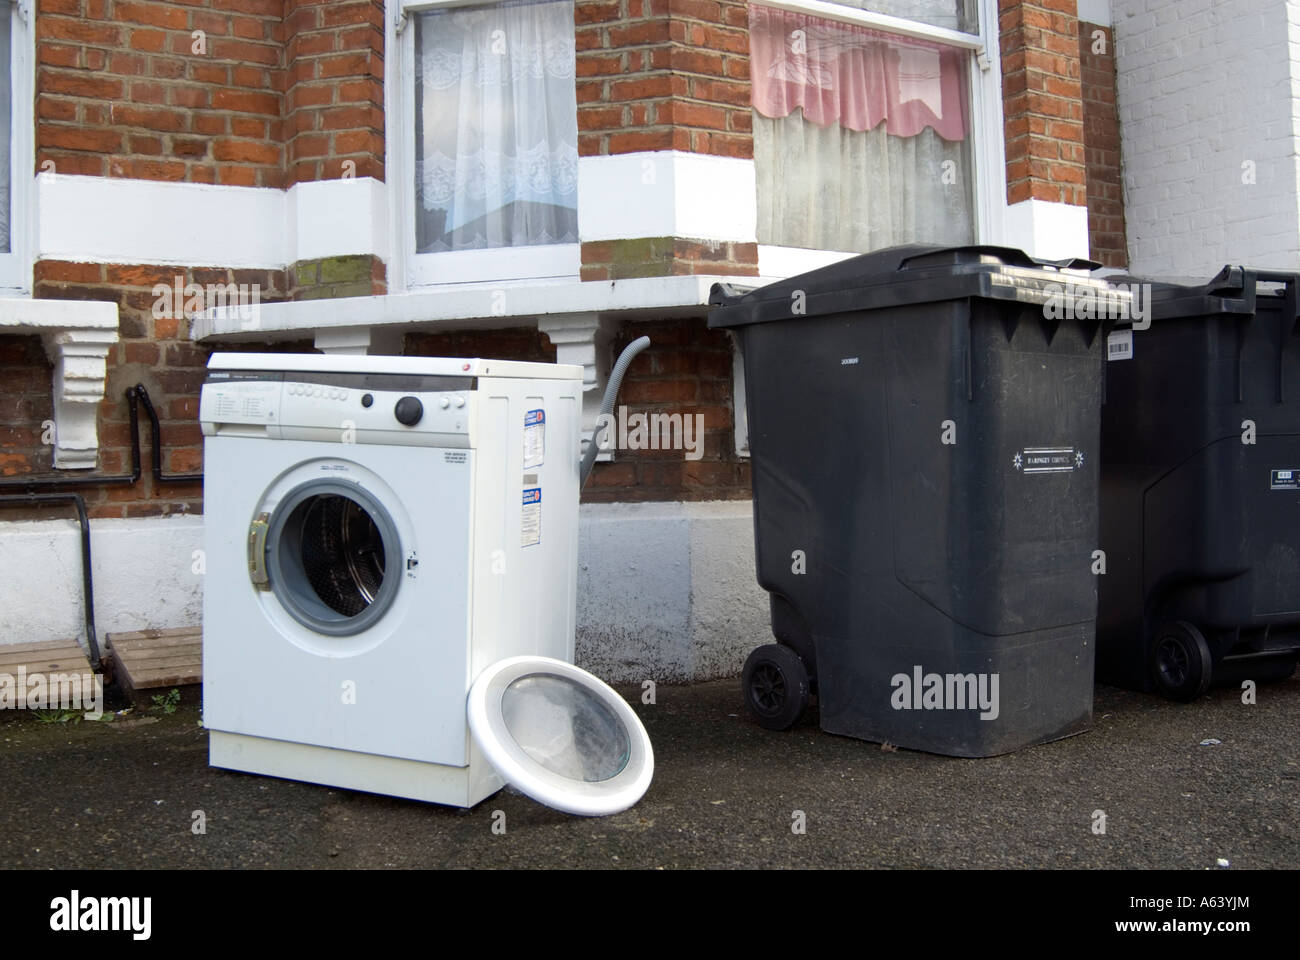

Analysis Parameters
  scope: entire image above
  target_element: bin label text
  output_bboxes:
[1012,446,1083,474]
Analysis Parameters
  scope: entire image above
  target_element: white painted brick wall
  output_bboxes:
[1112,0,1300,276]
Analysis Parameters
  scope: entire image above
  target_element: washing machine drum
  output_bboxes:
[257,480,403,636]
[469,657,654,817]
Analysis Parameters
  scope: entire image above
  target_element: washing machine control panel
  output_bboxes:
[201,371,476,447]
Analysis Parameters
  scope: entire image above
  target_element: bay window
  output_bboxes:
[750,1,986,255]
[405,0,579,285]
[0,0,32,293]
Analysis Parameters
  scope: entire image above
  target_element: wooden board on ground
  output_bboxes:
[106,627,202,704]
[0,641,93,679]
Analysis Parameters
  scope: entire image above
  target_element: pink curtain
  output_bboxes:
[749,4,968,141]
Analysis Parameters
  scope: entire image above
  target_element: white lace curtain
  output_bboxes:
[414,0,578,254]
[751,4,975,253]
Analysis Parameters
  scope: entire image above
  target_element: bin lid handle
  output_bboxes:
[897,245,1101,272]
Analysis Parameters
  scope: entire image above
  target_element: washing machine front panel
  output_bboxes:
[204,437,474,767]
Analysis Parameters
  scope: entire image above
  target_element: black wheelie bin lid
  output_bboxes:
[707,244,1127,329]
[1104,263,1295,323]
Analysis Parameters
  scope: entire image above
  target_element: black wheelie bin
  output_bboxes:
[1098,267,1300,700]
[708,245,1134,757]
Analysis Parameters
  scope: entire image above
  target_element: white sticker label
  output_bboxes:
[1106,329,1133,361]
[521,487,541,547]
[1013,446,1084,474]
[523,409,545,468]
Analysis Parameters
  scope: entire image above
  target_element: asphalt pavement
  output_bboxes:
[1,676,1297,869]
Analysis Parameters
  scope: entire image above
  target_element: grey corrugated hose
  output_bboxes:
[579,336,651,489]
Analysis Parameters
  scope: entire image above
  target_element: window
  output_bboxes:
[404,0,579,286]
[0,11,12,257]
[0,0,31,293]
[751,1,982,254]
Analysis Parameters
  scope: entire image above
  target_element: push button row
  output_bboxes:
[287,384,349,401]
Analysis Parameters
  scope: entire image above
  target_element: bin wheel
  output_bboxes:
[742,644,810,730]
[1150,621,1213,702]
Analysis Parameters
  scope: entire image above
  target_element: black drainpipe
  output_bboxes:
[0,493,102,669]
[0,386,152,670]
[133,383,205,485]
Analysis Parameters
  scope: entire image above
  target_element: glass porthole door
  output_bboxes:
[250,479,403,637]
[468,656,654,816]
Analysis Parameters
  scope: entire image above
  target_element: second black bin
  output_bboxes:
[1098,267,1300,699]
[709,245,1133,757]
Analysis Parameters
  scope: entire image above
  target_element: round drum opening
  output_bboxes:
[500,674,632,783]
[263,480,403,636]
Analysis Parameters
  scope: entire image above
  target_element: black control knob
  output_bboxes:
[394,396,423,426]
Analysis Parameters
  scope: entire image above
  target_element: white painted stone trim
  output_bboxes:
[1002,199,1092,262]
[194,277,739,457]
[0,297,118,468]
[578,152,758,244]
[36,173,388,269]
[757,244,857,281]
[191,274,727,343]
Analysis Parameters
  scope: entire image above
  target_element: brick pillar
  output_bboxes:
[283,0,385,185]
[999,0,1087,207]
[1079,20,1127,267]
[283,0,386,296]
[575,0,757,278]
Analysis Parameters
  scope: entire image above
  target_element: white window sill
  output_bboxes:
[0,297,119,469]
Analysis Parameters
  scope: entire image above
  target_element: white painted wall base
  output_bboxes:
[0,502,769,684]
[576,501,770,684]
[0,515,204,650]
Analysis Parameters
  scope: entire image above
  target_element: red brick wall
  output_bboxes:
[0,336,55,478]
[585,319,748,502]
[575,0,751,159]
[37,0,285,186]
[36,0,385,188]
[999,0,1086,207]
[20,0,389,513]
[28,260,296,518]
[1079,21,1127,267]
[284,0,385,184]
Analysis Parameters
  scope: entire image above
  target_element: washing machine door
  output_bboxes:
[467,656,654,817]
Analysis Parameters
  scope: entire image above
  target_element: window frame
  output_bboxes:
[392,0,582,291]
[751,0,1006,273]
[0,0,33,295]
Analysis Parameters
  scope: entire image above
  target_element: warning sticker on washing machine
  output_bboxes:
[524,409,545,469]
[522,487,542,547]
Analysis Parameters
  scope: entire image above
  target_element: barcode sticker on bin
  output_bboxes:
[1107,329,1134,361]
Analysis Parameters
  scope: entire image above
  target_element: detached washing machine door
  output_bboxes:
[468,656,653,817]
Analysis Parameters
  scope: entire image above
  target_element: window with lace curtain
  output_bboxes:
[410,0,578,277]
[751,1,980,254]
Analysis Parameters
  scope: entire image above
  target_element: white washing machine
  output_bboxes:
[200,353,652,815]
